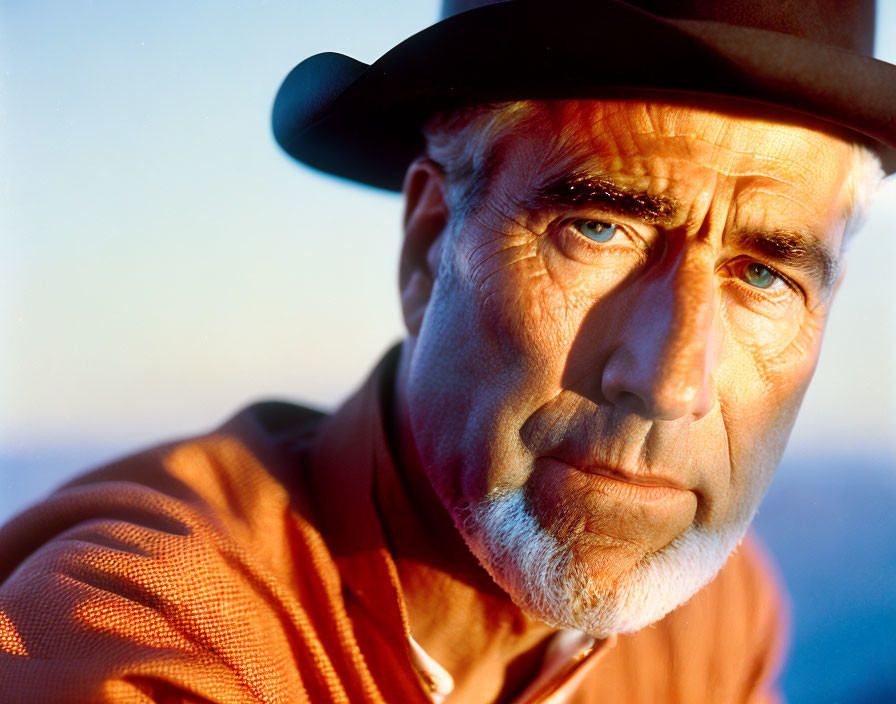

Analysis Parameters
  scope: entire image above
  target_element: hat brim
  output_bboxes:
[273,0,896,190]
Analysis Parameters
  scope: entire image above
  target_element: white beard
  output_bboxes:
[461,488,753,637]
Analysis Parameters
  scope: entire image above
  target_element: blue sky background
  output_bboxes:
[1,0,894,523]
[2,2,895,701]
[2,1,894,477]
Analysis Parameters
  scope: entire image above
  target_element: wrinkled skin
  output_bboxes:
[395,99,852,700]
[400,99,851,601]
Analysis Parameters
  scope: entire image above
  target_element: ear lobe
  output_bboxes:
[400,158,450,336]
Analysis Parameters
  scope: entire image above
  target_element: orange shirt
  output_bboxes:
[0,351,787,703]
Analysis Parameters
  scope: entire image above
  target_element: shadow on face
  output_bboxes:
[400,98,853,630]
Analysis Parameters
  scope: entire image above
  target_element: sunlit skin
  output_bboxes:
[389,100,853,703]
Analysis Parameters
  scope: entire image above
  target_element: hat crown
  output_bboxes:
[275,0,896,188]
[441,0,876,55]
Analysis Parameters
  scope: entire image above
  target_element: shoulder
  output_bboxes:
[581,532,788,704]
[0,401,328,581]
[658,532,789,667]
[0,401,333,703]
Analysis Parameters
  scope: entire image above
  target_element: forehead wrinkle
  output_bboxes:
[554,101,846,173]
[736,122,850,172]
[550,154,807,221]
[666,135,820,185]
[648,152,787,185]
[507,104,850,237]
[561,132,821,189]
[642,105,834,155]
[736,185,839,224]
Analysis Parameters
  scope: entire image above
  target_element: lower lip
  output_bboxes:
[540,457,690,506]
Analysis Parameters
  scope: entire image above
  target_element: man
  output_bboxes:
[0,1,893,702]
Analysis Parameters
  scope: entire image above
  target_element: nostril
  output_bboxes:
[600,344,715,421]
[614,390,649,417]
[600,351,652,418]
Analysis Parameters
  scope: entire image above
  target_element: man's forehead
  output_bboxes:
[502,99,852,198]
[478,99,852,295]
[490,100,851,230]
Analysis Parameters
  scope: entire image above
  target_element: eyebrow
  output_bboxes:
[525,170,839,293]
[730,228,839,293]
[524,171,681,225]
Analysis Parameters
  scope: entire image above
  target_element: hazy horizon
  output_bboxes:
[3,1,894,466]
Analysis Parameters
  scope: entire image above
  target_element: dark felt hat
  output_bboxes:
[272,0,896,190]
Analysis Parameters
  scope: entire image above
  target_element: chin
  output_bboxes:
[460,488,753,637]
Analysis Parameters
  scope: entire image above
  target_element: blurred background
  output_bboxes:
[2,1,894,701]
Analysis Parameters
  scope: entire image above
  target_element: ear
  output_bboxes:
[400,158,450,337]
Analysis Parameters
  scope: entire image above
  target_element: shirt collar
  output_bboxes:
[304,346,617,702]
[305,345,412,646]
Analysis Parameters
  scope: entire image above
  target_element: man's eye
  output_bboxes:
[740,262,783,290]
[573,219,617,243]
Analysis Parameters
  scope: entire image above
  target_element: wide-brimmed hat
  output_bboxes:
[272,0,896,190]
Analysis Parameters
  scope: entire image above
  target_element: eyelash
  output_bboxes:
[555,217,806,304]
[562,218,649,253]
[725,259,805,304]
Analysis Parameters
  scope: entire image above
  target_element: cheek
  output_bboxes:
[438,224,605,399]
[718,275,827,424]
[407,233,588,506]
[719,284,808,357]
[721,300,824,406]
[713,308,826,515]
[464,238,584,361]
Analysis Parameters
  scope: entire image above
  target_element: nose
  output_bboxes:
[600,257,719,421]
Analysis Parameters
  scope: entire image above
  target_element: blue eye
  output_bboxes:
[742,262,779,289]
[574,219,617,243]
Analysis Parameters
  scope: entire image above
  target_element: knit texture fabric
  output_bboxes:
[0,350,787,703]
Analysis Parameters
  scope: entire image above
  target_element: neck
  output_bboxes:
[386,341,557,703]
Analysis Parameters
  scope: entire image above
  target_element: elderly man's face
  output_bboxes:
[402,100,852,635]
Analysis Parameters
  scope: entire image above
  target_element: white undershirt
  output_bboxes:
[408,629,608,704]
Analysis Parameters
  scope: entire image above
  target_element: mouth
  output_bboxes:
[528,457,699,551]
[544,456,692,504]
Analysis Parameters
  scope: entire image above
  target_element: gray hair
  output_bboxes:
[842,141,885,244]
[422,101,884,243]
[422,101,541,221]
